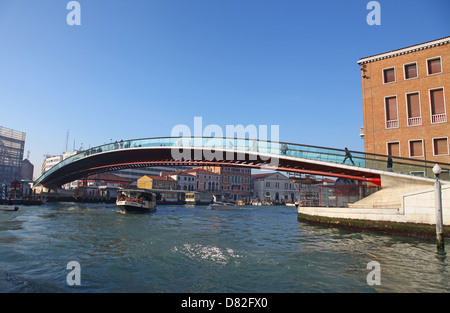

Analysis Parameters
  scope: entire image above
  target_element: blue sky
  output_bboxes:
[0,0,449,179]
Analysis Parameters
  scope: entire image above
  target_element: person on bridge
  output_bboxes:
[342,147,355,165]
[387,155,393,172]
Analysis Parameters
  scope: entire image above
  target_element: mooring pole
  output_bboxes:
[433,164,444,251]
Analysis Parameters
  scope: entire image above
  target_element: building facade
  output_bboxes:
[252,172,299,204]
[202,166,251,201]
[0,126,26,184]
[137,175,177,190]
[21,159,34,181]
[187,168,220,193]
[165,170,196,191]
[358,36,450,165]
[41,155,63,174]
[161,168,220,192]
[81,173,131,188]
[114,166,191,186]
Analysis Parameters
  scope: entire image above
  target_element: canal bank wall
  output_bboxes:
[298,183,450,239]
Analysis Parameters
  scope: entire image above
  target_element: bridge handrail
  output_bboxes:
[35,137,450,185]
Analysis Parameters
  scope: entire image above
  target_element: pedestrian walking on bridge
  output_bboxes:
[342,147,355,165]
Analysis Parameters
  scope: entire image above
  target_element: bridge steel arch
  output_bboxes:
[34,137,450,189]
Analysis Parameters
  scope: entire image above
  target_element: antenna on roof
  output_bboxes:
[65,130,69,152]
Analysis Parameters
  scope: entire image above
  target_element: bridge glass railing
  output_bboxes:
[35,137,450,184]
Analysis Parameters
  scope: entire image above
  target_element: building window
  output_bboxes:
[387,142,400,157]
[385,96,398,128]
[409,140,424,157]
[406,92,421,126]
[404,63,418,79]
[433,138,449,156]
[430,88,447,123]
[383,67,396,83]
[427,57,442,75]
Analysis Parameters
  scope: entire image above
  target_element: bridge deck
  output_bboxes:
[35,137,450,188]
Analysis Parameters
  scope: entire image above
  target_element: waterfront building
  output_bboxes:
[114,166,192,186]
[164,170,196,191]
[41,155,63,174]
[21,159,34,181]
[358,36,450,170]
[41,151,81,189]
[202,166,251,201]
[0,126,26,184]
[252,172,299,204]
[137,174,177,190]
[185,168,220,193]
[42,151,79,173]
[80,172,132,188]
[74,172,132,201]
[41,151,81,175]
[163,168,220,192]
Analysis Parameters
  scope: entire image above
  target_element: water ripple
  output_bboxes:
[1,204,449,292]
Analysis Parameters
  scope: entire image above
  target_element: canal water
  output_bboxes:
[1,202,449,293]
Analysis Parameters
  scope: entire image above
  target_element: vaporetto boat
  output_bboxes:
[116,189,157,213]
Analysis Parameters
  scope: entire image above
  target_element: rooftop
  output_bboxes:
[142,175,176,182]
[358,36,450,65]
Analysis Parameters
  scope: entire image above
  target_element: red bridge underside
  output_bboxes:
[39,148,382,188]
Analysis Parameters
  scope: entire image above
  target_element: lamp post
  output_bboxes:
[433,164,444,250]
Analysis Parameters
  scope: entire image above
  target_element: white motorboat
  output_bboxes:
[208,201,240,210]
[0,204,19,211]
[116,189,156,213]
[208,196,240,210]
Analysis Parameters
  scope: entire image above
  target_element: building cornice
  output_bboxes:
[357,36,450,65]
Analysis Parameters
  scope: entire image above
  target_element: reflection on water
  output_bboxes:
[0,202,449,292]
[173,243,243,265]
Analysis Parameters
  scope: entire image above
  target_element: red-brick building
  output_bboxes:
[358,36,450,165]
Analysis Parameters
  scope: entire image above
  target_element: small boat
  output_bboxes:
[208,196,240,210]
[116,189,156,213]
[0,204,19,211]
[208,201,240,210]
